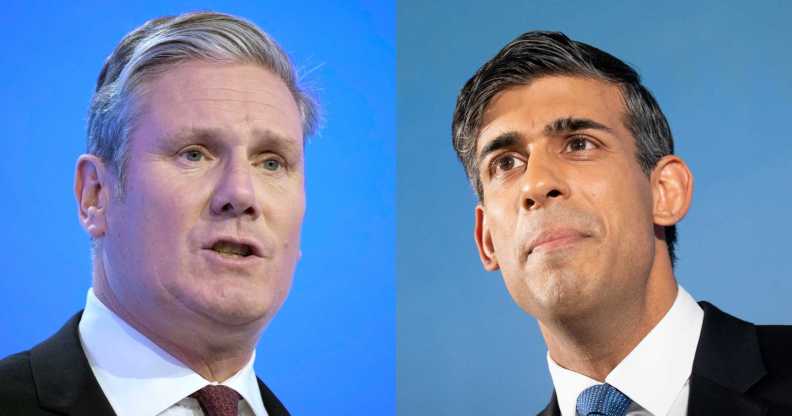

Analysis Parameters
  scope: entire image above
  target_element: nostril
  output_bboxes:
[547,189,561,198]
[525,198,536,209]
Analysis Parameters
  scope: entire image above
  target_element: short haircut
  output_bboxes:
[87,11,318,194]
[452,31,678,264]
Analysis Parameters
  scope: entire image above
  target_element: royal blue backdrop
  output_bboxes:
[0,1,394,414]
[397,1,792,414]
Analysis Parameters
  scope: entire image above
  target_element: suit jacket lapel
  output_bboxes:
[688,302,767,416]
[29,312,116,416]
[257,377,290,416]
[28,312,292,416]
[537,391,561,416]
[539,302,770,416]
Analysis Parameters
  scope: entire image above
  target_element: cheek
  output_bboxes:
[486,207,522,270]
[123,175,202,266]
[480,185,526,271]
[140,182,192,232]
[585,169,655,251]
[265,178,305,241]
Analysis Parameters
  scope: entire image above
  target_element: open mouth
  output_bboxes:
[209,240,255,258]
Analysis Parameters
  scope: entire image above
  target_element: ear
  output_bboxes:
[650,155,694,227]
[474,204,500,271]
[74,155,112,239]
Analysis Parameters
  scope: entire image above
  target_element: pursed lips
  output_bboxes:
[526,228,589,255]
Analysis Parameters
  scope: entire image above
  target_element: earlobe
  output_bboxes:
[75,155,110,239]
[474,205,500,271]
[651,155,694,227]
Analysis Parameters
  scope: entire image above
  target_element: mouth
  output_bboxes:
[204,238,262,259]
[527,229,589,256]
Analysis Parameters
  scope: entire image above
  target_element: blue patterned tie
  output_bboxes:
[575,383,631,416]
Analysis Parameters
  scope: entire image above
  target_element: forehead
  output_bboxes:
[133,60,303,148]
[478,75,629,148]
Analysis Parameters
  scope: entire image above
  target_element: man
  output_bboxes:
[452,31,792,415]
[0,12,317,416]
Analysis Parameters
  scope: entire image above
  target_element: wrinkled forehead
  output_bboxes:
[130,60,304,150]
[477,76,628,146]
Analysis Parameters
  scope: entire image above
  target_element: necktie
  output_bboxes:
[575,383,631,416]
[190,385,242,416]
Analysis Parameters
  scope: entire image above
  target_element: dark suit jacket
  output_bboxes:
[538,302,792,416]
[0,312,290,416]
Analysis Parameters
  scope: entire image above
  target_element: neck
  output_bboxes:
[538,249,678,381]
[91,255,261,382]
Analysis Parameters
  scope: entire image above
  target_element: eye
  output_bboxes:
[260,158,283,172]
[490,154,525,176]
[564,137,597,152]
[179,148,208,162]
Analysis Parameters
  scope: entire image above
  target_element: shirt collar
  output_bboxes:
[547,285,704,416]
[78,288,268,416]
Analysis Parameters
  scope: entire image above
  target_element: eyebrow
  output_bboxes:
[161,127,301,158]
[477,131,522,166]
[544,116,613,136]
[250,128,302,155]
[477,117,613,163]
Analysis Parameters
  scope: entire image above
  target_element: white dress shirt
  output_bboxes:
[547,286,704,416]
[78,288,269,416]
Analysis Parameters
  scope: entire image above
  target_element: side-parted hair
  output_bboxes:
[452,31,678,264]
[87,11,318,193]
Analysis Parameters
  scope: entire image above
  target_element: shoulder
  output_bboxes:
[754,324,792,387]
[692,302,792,411]
[0,349,35,394]
[0,349,42,413]
[756,324,792,358]
[0,312,88,415]
[700,301,792,377]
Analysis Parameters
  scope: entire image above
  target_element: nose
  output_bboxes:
[520,153,568,210]
[210,161,260,220]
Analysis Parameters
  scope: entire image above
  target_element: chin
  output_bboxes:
[203,295,281,326]
[175,281,289,327]
[509,266,598,321]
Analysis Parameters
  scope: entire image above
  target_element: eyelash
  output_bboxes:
[563,136,598,153]
[487,136,600,176]
[179,147,210,162]
[256,156,287,172]
[178,147,287,172]
[489,153,525,177]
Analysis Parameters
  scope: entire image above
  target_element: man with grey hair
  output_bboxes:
[0,11,316,416]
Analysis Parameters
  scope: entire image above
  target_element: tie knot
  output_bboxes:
[190,385,242,416]
[575,383,631,416]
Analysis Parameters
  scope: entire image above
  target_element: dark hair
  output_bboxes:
[452,31,678,264]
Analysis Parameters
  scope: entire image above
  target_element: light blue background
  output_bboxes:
[398,1,791,414]
[0,1,394,414]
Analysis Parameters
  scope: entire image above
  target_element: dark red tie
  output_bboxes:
[190,385,242,416]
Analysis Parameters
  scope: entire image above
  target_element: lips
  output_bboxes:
[203,237,263,258]
[527,229,588,255]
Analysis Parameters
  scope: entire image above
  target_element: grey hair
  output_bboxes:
[87,11,319,193]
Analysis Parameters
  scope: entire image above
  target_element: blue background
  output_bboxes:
[397,1,792,414]
[0,1,394,414]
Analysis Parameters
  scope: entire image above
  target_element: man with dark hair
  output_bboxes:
[452,31,792,415]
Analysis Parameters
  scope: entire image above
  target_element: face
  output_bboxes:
[99,61,304,330]
[474,76,657,321]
